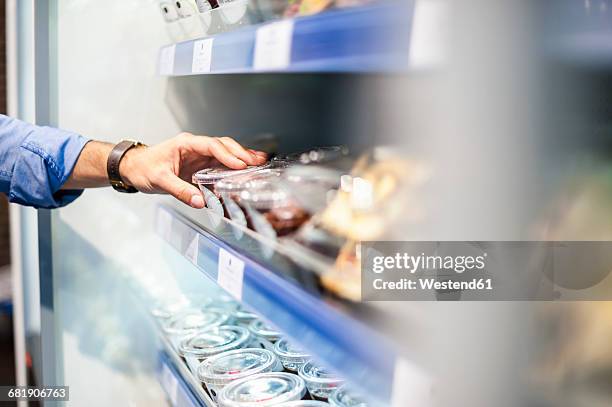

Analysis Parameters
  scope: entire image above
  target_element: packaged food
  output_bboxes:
[273,338,310,373]
[179,325,251,373]
[248,319,282,343]
[237,172,310,237]
[280,165,342,213]
[218,372,307,406]
[197,348,282,401]
[272,146,348,167]
[163,309,230,350]
[202,295,241,313]
[174,0,207,39]
[232,308,259,327]
[298,361,344,400]
[150,298,191,321]
[157,1,184,41]
[328,386,368,407]
[193,163,271,212]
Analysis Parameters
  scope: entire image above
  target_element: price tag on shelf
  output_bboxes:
[159,44,176,76]
[185,233,199,265]
[160,364,178,405]
[253,20,294,71]
[191,38,214,73]
[217,248,245,300]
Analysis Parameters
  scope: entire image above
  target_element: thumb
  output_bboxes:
[157,174,205,208]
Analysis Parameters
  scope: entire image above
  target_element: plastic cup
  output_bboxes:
[218,372,307,406]
[298,361,344,401]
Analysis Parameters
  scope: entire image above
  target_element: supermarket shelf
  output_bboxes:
[158,2,413,75]
[157,331,216,407]
[155,203,400,404]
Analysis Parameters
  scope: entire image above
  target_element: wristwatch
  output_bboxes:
[107,139,146,193]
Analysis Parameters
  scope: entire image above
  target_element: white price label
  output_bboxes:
[217,248,245,300]
[159,45,176,75]
[161,364,179,405]
[185,233,199,265]
[253,20,294,70]
[192,38,214,73]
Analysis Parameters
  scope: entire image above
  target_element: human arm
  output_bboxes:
[62,133,267,208]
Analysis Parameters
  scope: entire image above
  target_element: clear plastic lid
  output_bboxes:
[163,309,229,336]
[273,339,310,365]
[277,402,331,406]
[328,386,368,407]
[248,319,282,342]
[272,146,348,167]
[231,170,292,210]
[298,361,344,387]
[233,308,258,324]
[197,348,280,386]
[280,165,342,213]
[150,298,191,319]
[178,325,250,358]
[215,168,282,195]
[202,295,241,313]
[218,372,306,406]
[192,163,271,185]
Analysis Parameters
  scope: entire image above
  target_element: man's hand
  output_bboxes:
[62,133,267,208]
[120,133,267,208]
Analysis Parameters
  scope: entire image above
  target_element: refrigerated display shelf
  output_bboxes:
[155,203,399,404]
[158,348,212,407]
[158,2,413,75]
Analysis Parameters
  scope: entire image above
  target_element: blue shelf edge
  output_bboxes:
[159,2,414,75]
[155,204,403,404]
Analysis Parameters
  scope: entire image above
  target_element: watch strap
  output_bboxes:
[107,140,144,193]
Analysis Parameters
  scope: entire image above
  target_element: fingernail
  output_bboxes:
[190,194,204,208]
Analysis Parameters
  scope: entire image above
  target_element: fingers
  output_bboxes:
[187,137,247,169]
[183,135,268,169]
[218,137,267,166]
[156,172,205,208]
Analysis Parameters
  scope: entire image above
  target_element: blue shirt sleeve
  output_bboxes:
[0,114,90,209]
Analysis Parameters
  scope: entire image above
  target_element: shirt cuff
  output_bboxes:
[9,126,90,209]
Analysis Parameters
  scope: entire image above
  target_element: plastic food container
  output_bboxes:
[202,295,241,313]
[272,146,348,167]
[280,165,342,213]
[328,386,368,407]
[277,401,331,406]
[298,361,344,401]
[273,338,310,373]
[248,319,282,343]
[236,172,310,237]
[179,325,251,374]
[163,309,230,350]
[193,163,270,214]
[218,372,307,406]
[197,348,282,401]
[150,299,191,321]
[232,308,259,327]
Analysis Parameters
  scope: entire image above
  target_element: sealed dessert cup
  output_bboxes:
[272,146,348,167]
[248,319,282,343]
[218,372,307,406]
[236,173,310,237]
[163,309,230,351]
[298,361,344,401]
[201,295,241,313]
[273,338,310,373]
[179,325,251,374]
[280,165,342,213]
[328,386,368,407]
[232,308,259,327]
[150,298,191,321]
[197,348,282,401]
[277,402,331,406]
[193,163,270,213]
